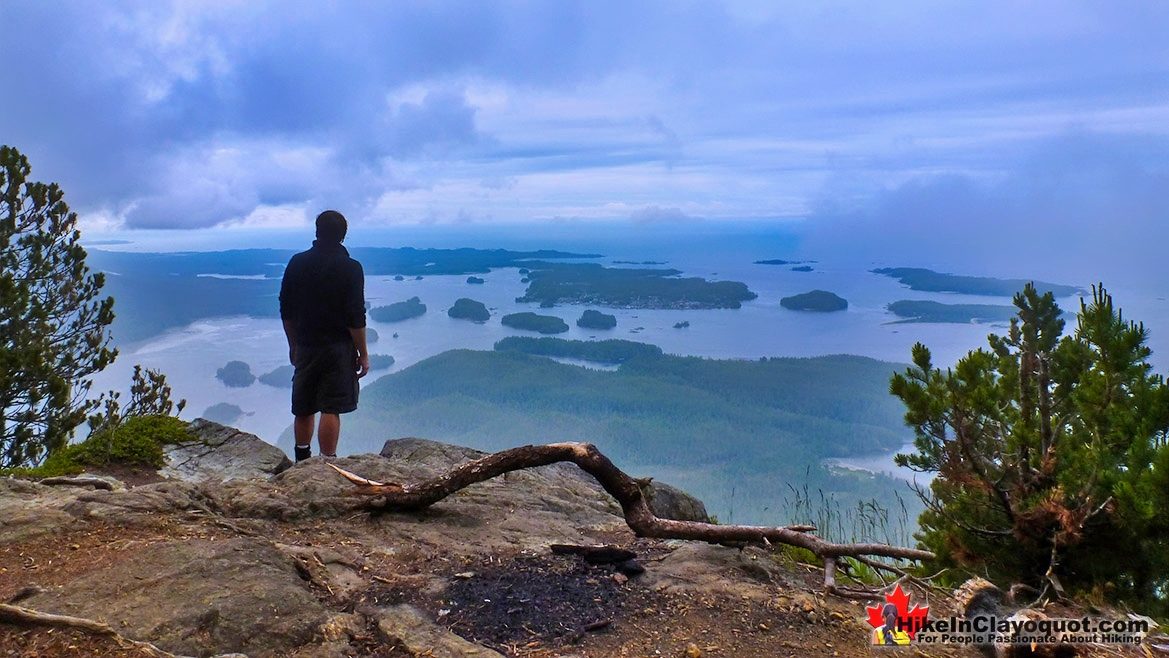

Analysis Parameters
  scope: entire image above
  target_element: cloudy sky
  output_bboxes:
[1,1,1166,235]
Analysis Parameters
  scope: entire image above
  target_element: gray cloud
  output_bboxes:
[0,2,1166,229]
[803,131,1169,277]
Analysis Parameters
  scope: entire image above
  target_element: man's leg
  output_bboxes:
[294,414,315,461]
[318,413,340,457]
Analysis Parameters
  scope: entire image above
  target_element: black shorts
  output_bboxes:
[291,341,359,416]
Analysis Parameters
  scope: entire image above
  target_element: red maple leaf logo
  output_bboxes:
[866,584,930,640]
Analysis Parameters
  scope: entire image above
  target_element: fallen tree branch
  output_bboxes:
[0,603,187,658]
[328,442,935,595]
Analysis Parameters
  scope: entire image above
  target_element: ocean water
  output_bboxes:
[85,221,1169,471]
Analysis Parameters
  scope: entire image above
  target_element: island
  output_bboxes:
[674,320,690,329]
[613,260,666,265]
[755,259,814,265]
[370,297,427,323]
[369,354,396,370]
[872,267,1080,297]
[576,309,617,330]
[215,360,256,387]
[367,328,380,343]
[517,262,756,309]
[393,275,405,281]
[887,300,1018,324]
[791,265,813,272]
[258,365,294,388]
[494,337,663,364]
[466,276,485,285]
[501,312,569,334]
[780,290,848,312]
[448,298,491,322]
[201,402,249,425]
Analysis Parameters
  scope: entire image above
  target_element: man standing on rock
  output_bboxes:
[279,210,370,462]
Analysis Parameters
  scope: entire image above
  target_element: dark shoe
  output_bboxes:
[294,444,312,462]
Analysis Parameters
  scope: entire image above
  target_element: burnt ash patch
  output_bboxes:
[366,549,661,654]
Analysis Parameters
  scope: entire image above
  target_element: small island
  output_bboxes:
[887,300,1018,324]
[872,267,1080,297]
[466,276,485,285]
[393,275,405,281]
[494,337,663,364]
[517,262,756,309]
[576,309,617,330]
[791,265,813,272]
[448,298,491,322]
[258,365,294,388]
[780,290,848,312]
[501,312,569,334]
[369,354,396,370]
[216,360,256,387]
[370,296,427,323]
[367,327,380,343]
[201,402,249,425]
[674,320,690,329]
[755,258,814,266]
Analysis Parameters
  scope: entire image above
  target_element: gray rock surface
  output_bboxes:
[161,418,292,483]
[0,430,726,657]
[374,604,505,657]
[23,537,329,657]
[644,481,710,523]
[0,478,81,542]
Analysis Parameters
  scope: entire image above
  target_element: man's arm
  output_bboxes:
[283,320,299,366]
[350,327,370,378]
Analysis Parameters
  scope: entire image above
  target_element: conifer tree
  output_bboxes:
[892,283,1169,611]
[0,145,117,468]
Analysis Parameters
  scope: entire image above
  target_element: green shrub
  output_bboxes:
[1,415,192,478]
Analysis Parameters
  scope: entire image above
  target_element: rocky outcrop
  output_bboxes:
[22,537,329,657]
[644,481,709,523]
[161,418,292,483]
[374,605,505,658]
[0,426,733,658]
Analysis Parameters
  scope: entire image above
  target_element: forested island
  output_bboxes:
[448,298,490,322]
[215,360,255,387]
[369,354,396,370]
[466,276,485,285]
[754,259,814,265]
[494,337,663,364]
[576,309,617,330]
[887,300,1018,324]
[517,262,756,309]
[791,265,813,272]
[872,267,1080,297]
[201,402,248,425]
[780,290,848,312]
[258,365,293,388]
[341,349,914,525]
[501,312,569,334]
[370,297,427,323]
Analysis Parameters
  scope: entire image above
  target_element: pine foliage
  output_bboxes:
[0,146,116,468]
[892,283,1169,612]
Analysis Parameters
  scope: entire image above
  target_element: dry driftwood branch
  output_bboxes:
[328,442,935,595]
[0,603,187,658]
